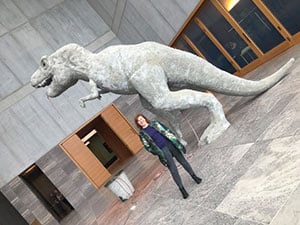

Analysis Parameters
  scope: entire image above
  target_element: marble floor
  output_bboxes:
[63,43,300,225]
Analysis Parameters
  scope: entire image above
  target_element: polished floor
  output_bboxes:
[64,43,300,225]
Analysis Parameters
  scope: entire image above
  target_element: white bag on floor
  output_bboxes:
[105,170,135,201]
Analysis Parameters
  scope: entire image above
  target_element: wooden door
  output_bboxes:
[60,134,111,188]
[101,104,143,155]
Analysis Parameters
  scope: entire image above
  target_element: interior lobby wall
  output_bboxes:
[88,0,200,44]
[0,0,199,188]
[0,0,198,223]
[0,0,121,187]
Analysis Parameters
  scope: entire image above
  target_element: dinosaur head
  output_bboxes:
[31,43,86,97]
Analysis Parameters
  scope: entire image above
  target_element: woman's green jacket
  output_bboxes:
[139,120,186,166]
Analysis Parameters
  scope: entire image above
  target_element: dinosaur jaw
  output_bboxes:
[31,70,53,89]
[35,76,53,88]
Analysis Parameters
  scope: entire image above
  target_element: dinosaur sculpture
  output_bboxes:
[30,42,294,145]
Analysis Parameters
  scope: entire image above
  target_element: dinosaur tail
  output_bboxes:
[204,58,295,96]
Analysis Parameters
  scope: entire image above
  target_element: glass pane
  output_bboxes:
[85,131,118,168]
[185,20,236,73]
[197,1,257,67]
[228,0,285,53]
[173,37,197,55]
[262,0,300,35]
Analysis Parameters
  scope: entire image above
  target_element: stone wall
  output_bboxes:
[0,96,154,225]
[0,145,112,225]
[0,0,120,187]
[89,0,200,44]
[0,0,199,224]
[0,0,199,188]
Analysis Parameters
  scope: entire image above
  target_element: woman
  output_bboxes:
[134,114,201,199]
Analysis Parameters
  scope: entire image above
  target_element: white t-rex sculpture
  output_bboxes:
[30,42,294,145]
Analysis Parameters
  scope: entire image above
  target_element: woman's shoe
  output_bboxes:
[179,187,189,199]
[191,175,202,184]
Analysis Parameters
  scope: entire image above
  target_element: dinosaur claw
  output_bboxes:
[79,99,86,108]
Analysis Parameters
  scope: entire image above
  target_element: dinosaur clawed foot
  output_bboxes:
[198,119,230,146]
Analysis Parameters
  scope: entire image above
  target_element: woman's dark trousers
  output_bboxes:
[161,142,196,189]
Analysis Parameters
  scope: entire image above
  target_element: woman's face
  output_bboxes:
[137,116,148,128]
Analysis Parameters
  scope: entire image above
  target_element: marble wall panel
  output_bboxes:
[0,0,119,189]
[0,140,24,184]
[0,132,26,186]
[93,36,121,52]
[31,84,119,139]
[51,80,120,121]
[0,60,22,100]
[0,138,25,167]
[0,22,7,36]
[60,2,97,43]
[128,0,176,44]
[86,31,117,52]
[59,82,101,121]
[88,0,196,44]
[0,34,37,84]
[49,4,96,46]
[97,0,116,18]
[48,6,87,46]
[39,0,64,10]
[12,0,46,19]
[11,23,54,64]
[174,0,201,15]
[87,0,114,27]
[117,16,145,44]
[31,0,111,50]
[0,0,26,30]
[10,95,66,150]
[31,12,76,50]
[121,2,163,43]
[0,108,44,161]
[32,91,86,135]
[112,0,127,33]
[150,0,187,32]
[67,0,111,38]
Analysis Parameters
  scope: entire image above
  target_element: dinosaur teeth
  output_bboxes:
[38,77,53,87]
[44,76,53,86]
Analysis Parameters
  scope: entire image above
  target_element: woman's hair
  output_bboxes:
[134,114,151,129]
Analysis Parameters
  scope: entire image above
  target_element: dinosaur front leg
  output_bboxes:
[130,64,230,145]
[140,96,187,146]
[79,79,103,107]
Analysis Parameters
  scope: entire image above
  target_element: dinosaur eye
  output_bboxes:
[40,57,48,69]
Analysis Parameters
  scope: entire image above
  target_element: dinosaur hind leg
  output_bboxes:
[140,97,187,146]
[130,63,230,145]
